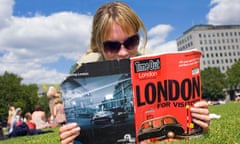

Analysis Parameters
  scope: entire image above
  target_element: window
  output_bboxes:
[204,40,207,44]
[213,40,216,44]
[205,47,208,51]
[225,32,228,36]
[226,39,229,43]
[233,52,236,56]
[212,60,215,64]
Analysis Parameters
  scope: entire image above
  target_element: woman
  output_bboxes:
[7,103,15,130]
[31,105,49,129]
[59,2,210,144]
[53,98,66,126]
[8,107,22,135]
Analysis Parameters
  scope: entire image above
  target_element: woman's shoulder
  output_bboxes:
[75,52,104,69]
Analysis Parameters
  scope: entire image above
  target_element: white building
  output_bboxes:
[177,24,240,73]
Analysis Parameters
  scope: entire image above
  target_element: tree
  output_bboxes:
[38,93,50,116]
[201,67,226,100]
[0,71,39,122]
[226,61,240,89]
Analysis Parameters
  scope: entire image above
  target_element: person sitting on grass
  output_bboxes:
[8,108,29,137]
[24,112,54,135]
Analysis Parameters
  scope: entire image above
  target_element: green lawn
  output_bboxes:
[0,102,239,144]
[0,127,60,144]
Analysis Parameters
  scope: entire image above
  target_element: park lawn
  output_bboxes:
[0,127,60,144]
[0,102,239,144]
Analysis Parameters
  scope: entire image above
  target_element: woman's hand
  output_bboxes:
[190,101,211,133]
[59,123,80,144]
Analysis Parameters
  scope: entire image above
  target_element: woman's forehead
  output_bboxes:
[104,22,135,40]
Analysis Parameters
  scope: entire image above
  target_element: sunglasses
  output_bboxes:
[103,34,139,53]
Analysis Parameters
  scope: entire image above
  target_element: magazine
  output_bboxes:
[61,59,135,144]
[61,49,203,144]
[130,49,203,143]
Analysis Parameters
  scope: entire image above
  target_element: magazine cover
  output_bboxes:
[130,49,203,143]
[61,59,136,144]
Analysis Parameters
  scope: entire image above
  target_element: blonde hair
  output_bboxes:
[88,1,147,54]
[54,98,63,104]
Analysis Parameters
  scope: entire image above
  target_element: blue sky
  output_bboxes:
[0,0,239,84]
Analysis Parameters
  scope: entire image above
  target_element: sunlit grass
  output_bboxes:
[0,127,59,144]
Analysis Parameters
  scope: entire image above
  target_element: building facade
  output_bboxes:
[177,24,240,73]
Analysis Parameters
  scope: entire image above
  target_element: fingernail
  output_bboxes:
[194,103,199,107]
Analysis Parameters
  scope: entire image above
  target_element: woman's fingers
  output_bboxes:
[190,101,211,133]
[59,123,80,144]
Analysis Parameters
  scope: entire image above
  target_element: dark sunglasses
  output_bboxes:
[103,34,139,53]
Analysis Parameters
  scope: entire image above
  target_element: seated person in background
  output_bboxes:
[24,112,53,135]
[8,108,29,137]
[8,107,23,135]
[24,112,36,130]
[31,105,50,129]
[7,103,15,131]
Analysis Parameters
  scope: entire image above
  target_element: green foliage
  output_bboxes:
[38,94,50,116]
[201,67,226,100]
[226,60,240,88]
[0,71,39,121]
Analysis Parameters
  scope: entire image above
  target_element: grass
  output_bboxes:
[0,127,60,144]
[0,102,239,144]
